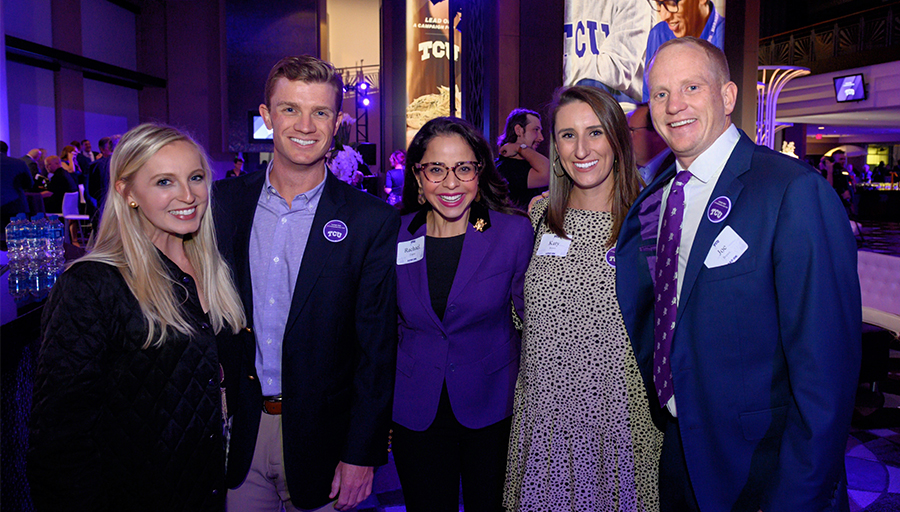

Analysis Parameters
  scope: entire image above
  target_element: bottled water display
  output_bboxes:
[5,213,67,304]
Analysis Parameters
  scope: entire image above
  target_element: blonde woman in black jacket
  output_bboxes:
[28,123,246,511]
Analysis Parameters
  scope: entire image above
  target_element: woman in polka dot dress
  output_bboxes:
[504,86,663,512]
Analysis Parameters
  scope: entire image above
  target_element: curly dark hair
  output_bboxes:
[400,117,524,218]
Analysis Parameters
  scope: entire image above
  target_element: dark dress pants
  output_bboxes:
[660,410,702,512]
[392,383,510,512]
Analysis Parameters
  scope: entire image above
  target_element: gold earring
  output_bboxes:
[417,188,426,205]
[129,201,138,209]
[553,157,566,178]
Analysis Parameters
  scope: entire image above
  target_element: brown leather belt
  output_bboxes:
[262,395,282,415]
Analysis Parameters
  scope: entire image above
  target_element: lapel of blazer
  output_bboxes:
[675,132,754,326]
[230,171,267,327]
[445,216,495,309]
[283,172,346,335]
[400,214,445,332]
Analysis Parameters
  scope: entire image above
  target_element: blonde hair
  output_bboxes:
[79,123,246,348]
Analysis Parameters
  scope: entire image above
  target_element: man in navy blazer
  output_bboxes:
[213,55,399,511]
[616,38,860,512]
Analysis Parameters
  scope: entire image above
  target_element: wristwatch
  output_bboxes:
[519,143,528,152]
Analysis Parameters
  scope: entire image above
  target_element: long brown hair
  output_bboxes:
[546,86,642,248]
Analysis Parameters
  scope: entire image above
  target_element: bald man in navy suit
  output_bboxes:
[616,37,860,512]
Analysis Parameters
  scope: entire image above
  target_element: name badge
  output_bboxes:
[704,226,748,268]
[605,247,616,268]
[397,236,425,265]
[536,233,572,257]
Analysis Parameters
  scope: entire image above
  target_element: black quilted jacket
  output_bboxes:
[28,259,226,511]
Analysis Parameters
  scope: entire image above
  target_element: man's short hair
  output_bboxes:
[234,157,244,164]
[650,36,731,87]
[264,55,344,113]
[498,108,540,146]
[99,137,112,151]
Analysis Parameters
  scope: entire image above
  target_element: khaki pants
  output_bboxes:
[226,411,342,512]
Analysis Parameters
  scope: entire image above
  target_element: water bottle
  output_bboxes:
[47,215,66,268]
[6,214,29,300]
[28,213,48,299]
[5,213,23,268]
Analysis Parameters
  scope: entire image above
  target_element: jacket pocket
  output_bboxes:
[739,405,788,441]
[702,254,757,282]
[396,347,415,377]
[480,338,519,375]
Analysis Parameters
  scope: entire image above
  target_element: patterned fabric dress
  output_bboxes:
[504,199,663,512]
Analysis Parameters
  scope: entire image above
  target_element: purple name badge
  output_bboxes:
[605,247,616,268]
[323,220,348,243]
[707,196,731,224]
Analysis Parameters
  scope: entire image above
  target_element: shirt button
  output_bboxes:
[267,378,273,385]
[281,218,287,224]
[273,256,279,263]
[200,322,210,330]
[449,363,456,372]
[269,298,275,305]
[447,304,456,312]
[266,338,272,345]
[441,334,447,340]
[182,276,191,284]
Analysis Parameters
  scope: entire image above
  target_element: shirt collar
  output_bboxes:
[675,124,740,184]
[262,161,328,210]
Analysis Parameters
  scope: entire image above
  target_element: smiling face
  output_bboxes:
[117,140,208,250]
[415,134,480,233]
[555,100,616,203]
[260,78,343,176]
[648,42,736,169]
[517,114,545,149]
[659,0,708,38]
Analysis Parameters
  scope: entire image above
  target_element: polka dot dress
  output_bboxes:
[504,199,663,512]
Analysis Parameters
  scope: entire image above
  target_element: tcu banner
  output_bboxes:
[406,0,462,144]
[564,0,726,106]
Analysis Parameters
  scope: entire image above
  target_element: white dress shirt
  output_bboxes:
[658,123,740,415]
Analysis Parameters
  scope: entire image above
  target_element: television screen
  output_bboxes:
[833,74,866,103]
[249,112,273,142]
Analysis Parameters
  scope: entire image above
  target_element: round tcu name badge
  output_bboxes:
[605,247,616,268]
[707,196,731,224]
[323,220,348,242]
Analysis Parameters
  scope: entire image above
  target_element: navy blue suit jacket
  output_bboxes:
[213,170,399,509]
[616,132,861,511]
[392,205,533,431]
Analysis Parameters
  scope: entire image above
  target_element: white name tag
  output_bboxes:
[535,233,572,257]
[704,226,748,269]
[397,236,425,265]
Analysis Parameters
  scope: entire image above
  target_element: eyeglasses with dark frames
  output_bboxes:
[414,161,482,183]
[648,0,680,13]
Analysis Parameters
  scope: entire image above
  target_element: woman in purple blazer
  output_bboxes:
[392,117,534,512]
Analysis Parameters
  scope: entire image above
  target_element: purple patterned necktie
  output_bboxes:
[653,169,692,408]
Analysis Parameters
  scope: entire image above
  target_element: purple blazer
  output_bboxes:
[392,204,533,431]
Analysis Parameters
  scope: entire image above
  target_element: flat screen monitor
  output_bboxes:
[833,74,866,103]
[249,112,273,143]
